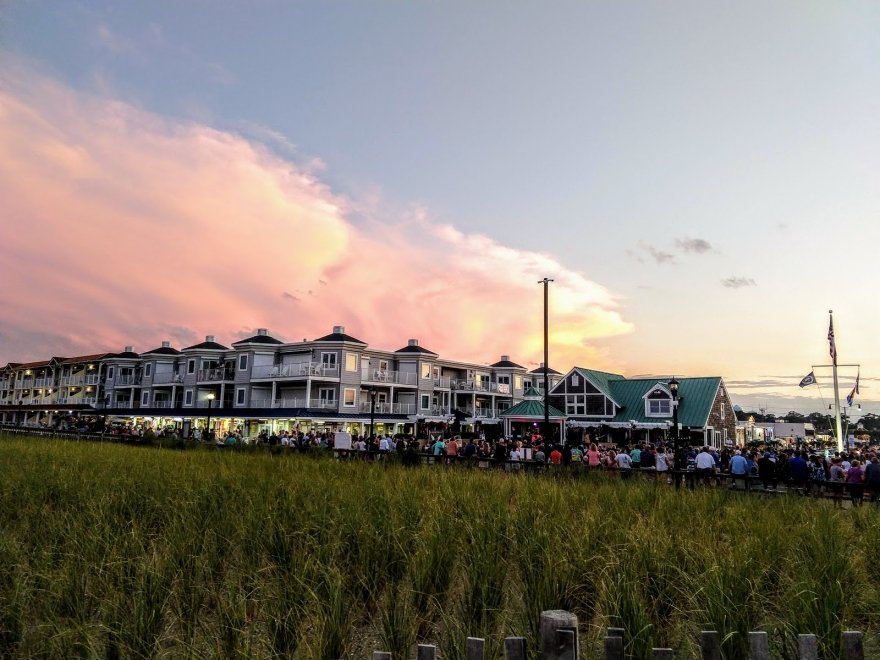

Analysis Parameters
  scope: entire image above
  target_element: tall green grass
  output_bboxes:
[0,436,877,659]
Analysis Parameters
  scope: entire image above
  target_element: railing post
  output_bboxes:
[541,610,578,660]
[466,637,485,660]
[748,631,769,660]
[417,643,436,660]
[700,631,721,660]
[797,634,818,660]
[653,649,674,660]
[842,631,864,660]
[504,636,526,660]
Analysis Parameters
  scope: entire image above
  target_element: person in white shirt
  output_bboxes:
[616,450,633,477]
[695,447,716,485]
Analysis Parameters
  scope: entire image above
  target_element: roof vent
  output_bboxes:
[257,328,268,336]
[501,355,510,362]
[408,339,419,347]
[332,325,345,334]
[206,335,215,343]
[124,346,133,353]
[161,341,171,348]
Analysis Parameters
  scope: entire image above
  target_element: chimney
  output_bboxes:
[124,346,133,353]
[408,339,419,347]
[257,328,268,336]
[161,341,171,348]
[501,355,509,362]
[332,325,345,334]
[206,335,215,343]
[539,362,545,369]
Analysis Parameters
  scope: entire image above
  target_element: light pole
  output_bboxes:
[18,399,23,427]
[206,393,215,441]
[538,277,554,448]
[669,377,684,489]
[368,387,377,443]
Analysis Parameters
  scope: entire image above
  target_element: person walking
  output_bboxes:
[729,450,748,490]
[695,447,716,486]
[846,459,865,506]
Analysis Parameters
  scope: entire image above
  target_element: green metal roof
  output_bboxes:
[574,367,626,405]
[605,377,721,427]
[523,386,542,397]
[501,399,566,419]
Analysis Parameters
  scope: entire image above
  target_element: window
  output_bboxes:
[187,359,195,374]
[345,353,358,372]
[648,399,672,416]
[321,353,337,369]
[713,430,722,447]
[720,403,725,420]
[343,388,356,407]
[141,391,150,405]
[108,367,115,380]
[567,394,585,415]
[571,373,579,387]
[184,390,193,406]
[420,394,430,410]
[238,354,248,371]
[319,388,336,404]
[421,363,431,379]
[378,360,388,372]
[144,364,152,377]
[515,375,523,390]
[234,388,245,405]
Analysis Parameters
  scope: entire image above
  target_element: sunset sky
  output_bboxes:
[1,2,879,416]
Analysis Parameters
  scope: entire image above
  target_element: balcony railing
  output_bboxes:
[357,401,417,415]
[432,376,452,388]
[55,397,68,405]
[461,407,500,419]
[360,369,418,386]
[151,373,184,384]
[59,376,71,386]
[116,375,142,386]
[451,380,510,394]
[197,369,234,382]
[81,397,97,405]
[34,378,50,388]
[152,401,177,408]
[252,363,341,379]
[84,375,100,385]
[308,398,338,409]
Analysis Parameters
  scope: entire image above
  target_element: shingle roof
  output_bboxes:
[395,344,438,355]
[142,346,182,356]
[501,400,566,418]
[182,341,229,351]
[112,350,140,359]
[14,359,51,369]
[605,376,721,427]
[491,359,525,369]
[523,386,543,397]
[232,333,283,346]
[314,331,366,344]
[60,353,110,364]
[529,365,561,375]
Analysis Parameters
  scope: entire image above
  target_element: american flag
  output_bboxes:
[828,315,837,364]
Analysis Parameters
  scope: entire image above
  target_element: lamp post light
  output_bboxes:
[206,393,215,441]
[669,377,685,489]
[18,399,23,427]
[368,386,377,444]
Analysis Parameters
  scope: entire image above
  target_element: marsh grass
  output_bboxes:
[0,436,878,659]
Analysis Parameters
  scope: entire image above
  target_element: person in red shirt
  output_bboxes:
[549,447,563,464]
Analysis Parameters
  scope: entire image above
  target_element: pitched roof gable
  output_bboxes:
[606,376,721,427]
[501,399,566,418]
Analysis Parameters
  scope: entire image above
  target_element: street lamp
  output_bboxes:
[206,393,215,441]
[18,399,23,427]
[669,377,685,489]
[368,386,377,443]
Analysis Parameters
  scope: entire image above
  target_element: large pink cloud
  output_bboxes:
[0,67,633,369]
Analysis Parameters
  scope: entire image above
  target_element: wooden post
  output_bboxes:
[607,627,625,639]
[700,631,721,660]
[372,653,391,660]
[540,610,578,660]
[417,644,437,660]
[467,637,485,660]
[748,631,769,660]
[798,634,818,660]
[604,635,624,660]
[842,631,864,660]
[653,649,674,660]
[505,637,526,660]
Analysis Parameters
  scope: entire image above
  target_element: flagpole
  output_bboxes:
[830,310,844,453]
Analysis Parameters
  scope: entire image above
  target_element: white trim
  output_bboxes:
[144,363,152,378]
[238,354,248,371]
[184,389,193,406]
[344,352,358,373]
[236,387,246,406]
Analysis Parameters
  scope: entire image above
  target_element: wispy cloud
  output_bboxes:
[721,276,757,288]
[636,242,676,265]
[0,65,634,367]
[675,237,713,253]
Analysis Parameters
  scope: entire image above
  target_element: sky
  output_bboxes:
[1,1,879,416]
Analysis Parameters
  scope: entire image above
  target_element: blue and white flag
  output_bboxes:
[846,370,860,406]
[798,371,816,388]
[828,315,837,364]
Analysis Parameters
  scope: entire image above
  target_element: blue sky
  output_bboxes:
[2,1,880,415]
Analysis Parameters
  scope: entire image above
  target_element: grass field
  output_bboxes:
[0,436,878,659]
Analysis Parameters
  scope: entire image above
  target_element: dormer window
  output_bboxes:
[645,387,673,417]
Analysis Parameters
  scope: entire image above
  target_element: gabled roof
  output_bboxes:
[182,341,229,351]
[232,333,283,346]
[529,365,561,375]
[14,359,51,370]
[2,363,21,371]
[501,400,566,418]
[60,353,110,364]
[491,358,525,369]
[314,331,366,344]
[605,377,722,427]
[142,346,182,356]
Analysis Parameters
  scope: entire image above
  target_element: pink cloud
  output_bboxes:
[0,67,633,369]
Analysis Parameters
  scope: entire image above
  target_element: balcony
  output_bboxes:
[152,401,177,409]
[252,363,341,379]
[34,378,50,388]
[55,397,68,405]
[358,401,417,415]
[116,375,142,386]
[308,398,338,409]
[451,380,510,394]
[152,373,184,384]
[360,369,418,386]
[432,376,452,389]
[84,375,100,385]
[81,397,97,405]
[461,406,500,419]
[60,376,71,386]
[197,369,234,382]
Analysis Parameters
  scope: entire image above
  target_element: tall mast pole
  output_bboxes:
[830,310,844,452]
[540,278,553,446]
